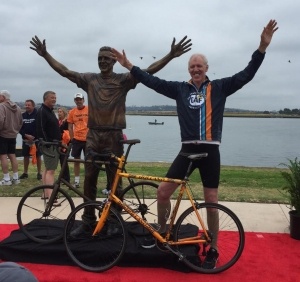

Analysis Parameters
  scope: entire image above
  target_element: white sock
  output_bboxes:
[13,172,19,179]
[3,173,10,181]
[75,176,80,183]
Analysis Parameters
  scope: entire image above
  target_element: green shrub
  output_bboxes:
[281,158,300,214]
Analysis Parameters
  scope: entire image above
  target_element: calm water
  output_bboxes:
[17,116,300,167]
[123,116,300,167]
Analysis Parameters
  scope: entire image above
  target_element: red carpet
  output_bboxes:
[0,224,299,282]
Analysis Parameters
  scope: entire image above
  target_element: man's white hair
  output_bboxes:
[188,54,208,66]
[0,90,11,100]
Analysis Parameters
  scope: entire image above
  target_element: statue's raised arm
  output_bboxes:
[30,35,79,83]
[145,36,192,74]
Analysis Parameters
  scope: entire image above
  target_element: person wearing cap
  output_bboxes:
[0,90,23,186]
[67,93,88,188]
[29,35,192,235]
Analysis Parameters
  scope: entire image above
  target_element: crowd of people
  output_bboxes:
[0,19,278,270]
[0,90,89,191]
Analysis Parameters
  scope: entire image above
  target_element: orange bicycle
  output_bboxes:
[63,152,245,274]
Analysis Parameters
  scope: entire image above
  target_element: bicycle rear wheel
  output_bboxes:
[64,201,127,272]
[17,185,75,243]
[120,181,158,223]
[173,202,245,274]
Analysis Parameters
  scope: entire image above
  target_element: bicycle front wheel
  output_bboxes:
[173,202,245,274]
[17,185,75,243]
[120,181,158,223]
[64,201,127,272]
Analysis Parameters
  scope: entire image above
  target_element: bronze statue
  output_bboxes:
[30,34,192,233]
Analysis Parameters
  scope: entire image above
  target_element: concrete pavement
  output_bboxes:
[0,197,291,234]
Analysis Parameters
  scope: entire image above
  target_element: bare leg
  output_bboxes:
[157,182,178,233]
[0,154,9,174]
[43,169,55,198]
[203,187,219,250]
[7,154,18,173]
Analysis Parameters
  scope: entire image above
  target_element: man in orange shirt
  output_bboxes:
[67,93,88,188]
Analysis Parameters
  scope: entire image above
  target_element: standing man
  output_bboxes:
[67,93,88,188]
[112,20,278,267]
[0,90,23,185]
[19,99,43,180]
[29,35,192,233]
[36,91,61,203]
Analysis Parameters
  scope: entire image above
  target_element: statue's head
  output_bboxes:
[98,46,116,74]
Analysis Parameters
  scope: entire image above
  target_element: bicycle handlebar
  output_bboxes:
[119,139,140,145]
[85,150,116,169]
[38,139,69,158]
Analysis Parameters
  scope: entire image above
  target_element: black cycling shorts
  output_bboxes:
[166,143,220,188]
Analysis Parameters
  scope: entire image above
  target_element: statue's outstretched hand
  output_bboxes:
[30,35,47,57]
[170,36,192,58]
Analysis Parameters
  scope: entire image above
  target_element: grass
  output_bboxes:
[0,160,289,204]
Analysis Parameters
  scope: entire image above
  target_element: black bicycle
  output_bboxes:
[17,138,158,243]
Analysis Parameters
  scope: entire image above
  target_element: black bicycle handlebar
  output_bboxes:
[38,139,69,158]
[119,139,140,145]
[85,150,116,169]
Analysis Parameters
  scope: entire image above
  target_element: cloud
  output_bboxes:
[0,0,299,111]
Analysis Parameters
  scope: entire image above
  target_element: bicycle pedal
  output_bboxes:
[156,240,171,253]
[162,244,184,260]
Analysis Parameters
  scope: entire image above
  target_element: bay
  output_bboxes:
[123,116,300,167]
[17,115,300,168]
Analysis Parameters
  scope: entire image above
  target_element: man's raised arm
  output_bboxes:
[258,19,278,53]
[30,35,79,83]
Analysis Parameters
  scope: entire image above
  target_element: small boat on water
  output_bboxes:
[148,119,164,125]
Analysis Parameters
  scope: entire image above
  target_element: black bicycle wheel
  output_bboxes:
[119,181,158,223]
[64,201,127,272]
[17,185,75,243]
[173,202,245,274]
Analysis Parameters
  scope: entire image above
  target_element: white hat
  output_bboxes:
[74,93,84,99]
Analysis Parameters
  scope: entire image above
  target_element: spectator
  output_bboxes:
[19,99,43,180]
[58,106,71,183]
[36,91,61,204]
[0,90,23,185]
[67,93,88,188]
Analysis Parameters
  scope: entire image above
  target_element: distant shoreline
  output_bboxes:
[126,111,300,118]
[19,109,300,118]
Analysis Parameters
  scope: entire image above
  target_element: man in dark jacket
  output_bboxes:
[36,91,61,202]
[19,99,42,180]
[112,19,278,268]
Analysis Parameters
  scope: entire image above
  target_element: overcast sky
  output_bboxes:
[1,0,299,111]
